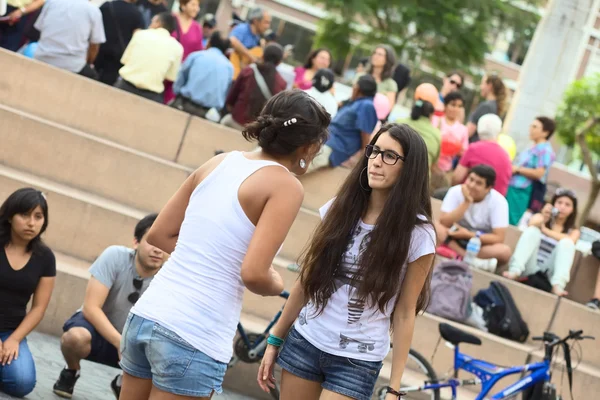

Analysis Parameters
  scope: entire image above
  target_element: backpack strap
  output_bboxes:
[249,63,273,100]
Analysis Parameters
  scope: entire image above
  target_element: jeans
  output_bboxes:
[0,6,29,51]
[508,226,576,290]
[0,331,36,398]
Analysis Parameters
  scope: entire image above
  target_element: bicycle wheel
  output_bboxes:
[376,349,441,400]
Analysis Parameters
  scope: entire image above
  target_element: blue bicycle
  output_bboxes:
[228,291,290,399]
[378,323,594,400]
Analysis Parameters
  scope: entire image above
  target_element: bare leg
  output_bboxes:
[434,221,449,245]
[280,370,322,400]
[594,268,600,300]
[148,385,211,400]
[320,389,354,400]
[120,372,153,400]
[60,327,92,370]
[479,243,512,265]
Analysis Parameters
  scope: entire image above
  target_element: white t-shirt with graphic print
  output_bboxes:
[294,199,436,362]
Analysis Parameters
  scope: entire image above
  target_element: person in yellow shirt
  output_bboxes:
[0,0,44,51]
[114,12,183,103]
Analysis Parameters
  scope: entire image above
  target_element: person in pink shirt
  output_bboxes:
[452,114,512,196]
[293,48,331,90]
[432,91,468,172]
[164,0,203,104]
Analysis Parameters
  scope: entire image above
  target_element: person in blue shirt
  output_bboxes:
[229,7,271,65]
[171,31,234,118]
[307,74,379,173]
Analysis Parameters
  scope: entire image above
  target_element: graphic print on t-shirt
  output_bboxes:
[299,223,377,353]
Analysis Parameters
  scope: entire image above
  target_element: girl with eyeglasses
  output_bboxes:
[504,189,580,297]
[118,90,331,400]
[258,124,436,400]
[0,188,55,398]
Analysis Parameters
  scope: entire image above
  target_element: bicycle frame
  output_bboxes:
[404,345,551,400]
[228,291,290,367]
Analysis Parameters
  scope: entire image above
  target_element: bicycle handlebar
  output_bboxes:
[532,329,594,348]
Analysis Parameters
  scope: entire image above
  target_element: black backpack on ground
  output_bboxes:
[474,281,529,343]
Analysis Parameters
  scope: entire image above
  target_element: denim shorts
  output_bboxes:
[277,327,383,400]
[119,313,227,397]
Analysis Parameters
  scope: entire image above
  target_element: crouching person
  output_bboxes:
[53,214,165,399]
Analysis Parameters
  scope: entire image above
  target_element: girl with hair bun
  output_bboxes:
[119,90,331,399]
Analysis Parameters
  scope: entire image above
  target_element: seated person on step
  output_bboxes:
[53,214,165,399]
[0,188,55,398]
[504,189,580,297]
[306,74,378,173]
[115,13,184,103]
[435,164,512,270]
[171,31,234,119]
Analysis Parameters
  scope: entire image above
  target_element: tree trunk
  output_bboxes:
[576,117,600,226]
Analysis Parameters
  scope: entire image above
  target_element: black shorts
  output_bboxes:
[62,312,120,369]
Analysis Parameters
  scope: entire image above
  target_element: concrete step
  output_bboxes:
[0,104,192,213]
[0,49,190,162]
[548,297,600,370]
[0,164,142,262]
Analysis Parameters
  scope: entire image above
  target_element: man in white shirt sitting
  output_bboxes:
[435,164,512,271]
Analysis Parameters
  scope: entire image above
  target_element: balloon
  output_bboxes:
[373,93,391,120]
[497,134,517,161]
[414,83,440,107]
[440,136,463,158]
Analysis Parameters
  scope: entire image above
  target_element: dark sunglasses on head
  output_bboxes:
[365,145,405,165]
[127,278,144,305]
[555,188,576,198]
[449,79,462,89]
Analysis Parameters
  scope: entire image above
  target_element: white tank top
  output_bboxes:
[132,152,286,363]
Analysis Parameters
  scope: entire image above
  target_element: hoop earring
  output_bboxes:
[359,167,371,192]
[299,159,307,169]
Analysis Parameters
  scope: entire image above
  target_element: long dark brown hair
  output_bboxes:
[368,44,396,81]
[486,75,507,117]
[546,191,578,233]
[300,124,435,316]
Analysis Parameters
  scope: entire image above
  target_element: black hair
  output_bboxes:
[0,188,49,254]
[134,213,158,243]
[303,48,332,70]
[312,68,335,93]
[358,57,369,67]
[264,30,277,42]
[156,12,177,34]
[443,91,464,106]
[247,43,284,120]
[208,31,231,54]
[357,74,377,98]
[469,164,496,188]
[410,100,435,120]
[243,89,331,156]
[535,116,556,139]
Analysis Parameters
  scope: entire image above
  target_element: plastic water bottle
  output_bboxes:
[463,231,482,266]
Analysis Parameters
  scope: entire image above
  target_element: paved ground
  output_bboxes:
[0,332,256,400]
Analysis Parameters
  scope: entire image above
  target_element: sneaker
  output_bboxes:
[586,298,600,310]
[471,257,498,273]
[111,374,122,399]
[53,368,80,398]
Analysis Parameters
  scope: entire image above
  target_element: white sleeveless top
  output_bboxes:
[132,152,286,363]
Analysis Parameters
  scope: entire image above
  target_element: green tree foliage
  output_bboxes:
[556,74,600,156]
[555,74,600,225]
[312,0,541,71]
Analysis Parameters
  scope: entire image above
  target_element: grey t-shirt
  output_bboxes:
[468,99,498,143]
[34,0,106,73]
[84,246,154,333]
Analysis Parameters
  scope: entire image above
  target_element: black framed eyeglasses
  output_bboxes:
[127,278,144,305]
[365,145,405,165]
